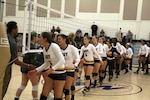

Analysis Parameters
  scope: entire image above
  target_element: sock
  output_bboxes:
[71,95,74,100]
[94,80,97,86]
[142,63,145,71]
[40,94,47,100]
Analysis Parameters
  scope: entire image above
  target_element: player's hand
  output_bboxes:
[28,64,35,70]
[46,68,54,75]
[73,60,76,64]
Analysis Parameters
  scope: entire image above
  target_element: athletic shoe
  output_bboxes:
[124,69,129,74]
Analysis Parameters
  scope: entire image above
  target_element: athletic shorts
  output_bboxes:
[124,58,131,60]
[140,55,146,57]
[94,60,100,63]
[21,66,41,74]
[48,73,66,80]
[21,67,29,74]
[83,63,94,66]
[102,57,107,61]
[66,72,74,77]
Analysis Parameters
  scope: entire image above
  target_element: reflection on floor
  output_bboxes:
[3,64,150,100]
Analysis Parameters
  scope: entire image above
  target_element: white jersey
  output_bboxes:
[61,45,80,72]
[121,45,126,54]
[148,46,150,54]
[80,44,102,64]
[112,42,123,55]
[99,43,108,57]
[93,43,102,59]
[138,44,149,57]
[36,43,65,74]
[126,47,133,59]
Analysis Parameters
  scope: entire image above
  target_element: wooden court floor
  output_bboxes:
[3,64,150,100]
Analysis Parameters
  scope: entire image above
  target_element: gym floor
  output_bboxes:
[3,63,150,100]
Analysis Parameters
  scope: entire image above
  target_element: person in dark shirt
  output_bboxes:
[56,26,61,33]
[100,29,105,37]
[74,30,83,49]
[91,22,98,36]
[51,26,55,33]
[2,21,35,99]
[106,40,120,82]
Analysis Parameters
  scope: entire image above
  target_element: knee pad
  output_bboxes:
[92,73,95,77]
[40,94,47,100]
[19,85,26,90]
[32,85,38,91]
[94,73,98,76]
[100,70,105,73]
[71,86,75,91]
[92,73,98,77]
[54,98,62,100]
[33,97,38,100]
[78,68,82,72]
[75,67,79,72]
[85,76,90,80]
[63,89,70,95]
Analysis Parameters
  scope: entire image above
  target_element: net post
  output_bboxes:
[22,0,29,54]
[27,0,33,52]
[0,0,4,22]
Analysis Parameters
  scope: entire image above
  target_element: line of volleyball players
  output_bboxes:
[79,35,150,95]
[15,31,149,99]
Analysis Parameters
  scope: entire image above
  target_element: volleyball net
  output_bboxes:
[1,0,118,54]
[22,0,92,54]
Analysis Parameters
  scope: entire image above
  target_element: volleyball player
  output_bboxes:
[57,34,80,100]
[144,41,150,74]
[121,44,127,70]
[98,37,108,85]
[92,35,102,87]
[135,40,149,74]
[111,38,124,78]
[68,36,80,100]
[80,35,102,95]
[106,41,120,81]
[124,43,133,74]
[14,34,44,100]
[28,32,66,100]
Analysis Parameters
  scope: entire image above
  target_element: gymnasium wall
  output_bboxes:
[2,0,150,40]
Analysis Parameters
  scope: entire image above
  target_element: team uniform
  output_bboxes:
[138,44,149,58]
[148,46,150,64]
[107,47,120,81]
[36,43,66,80]
[61,44,80,99]
[125,47,133,60]
[80,44,102,66]
[121,45,127,70]
[99,43,108,61]
[98,43,108,84]
[135,44,149,74]
[93,43,102,63]
[112,42,124,76]
[80,43,102,94]
[61,44,80,77]
[124,47,133,74]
